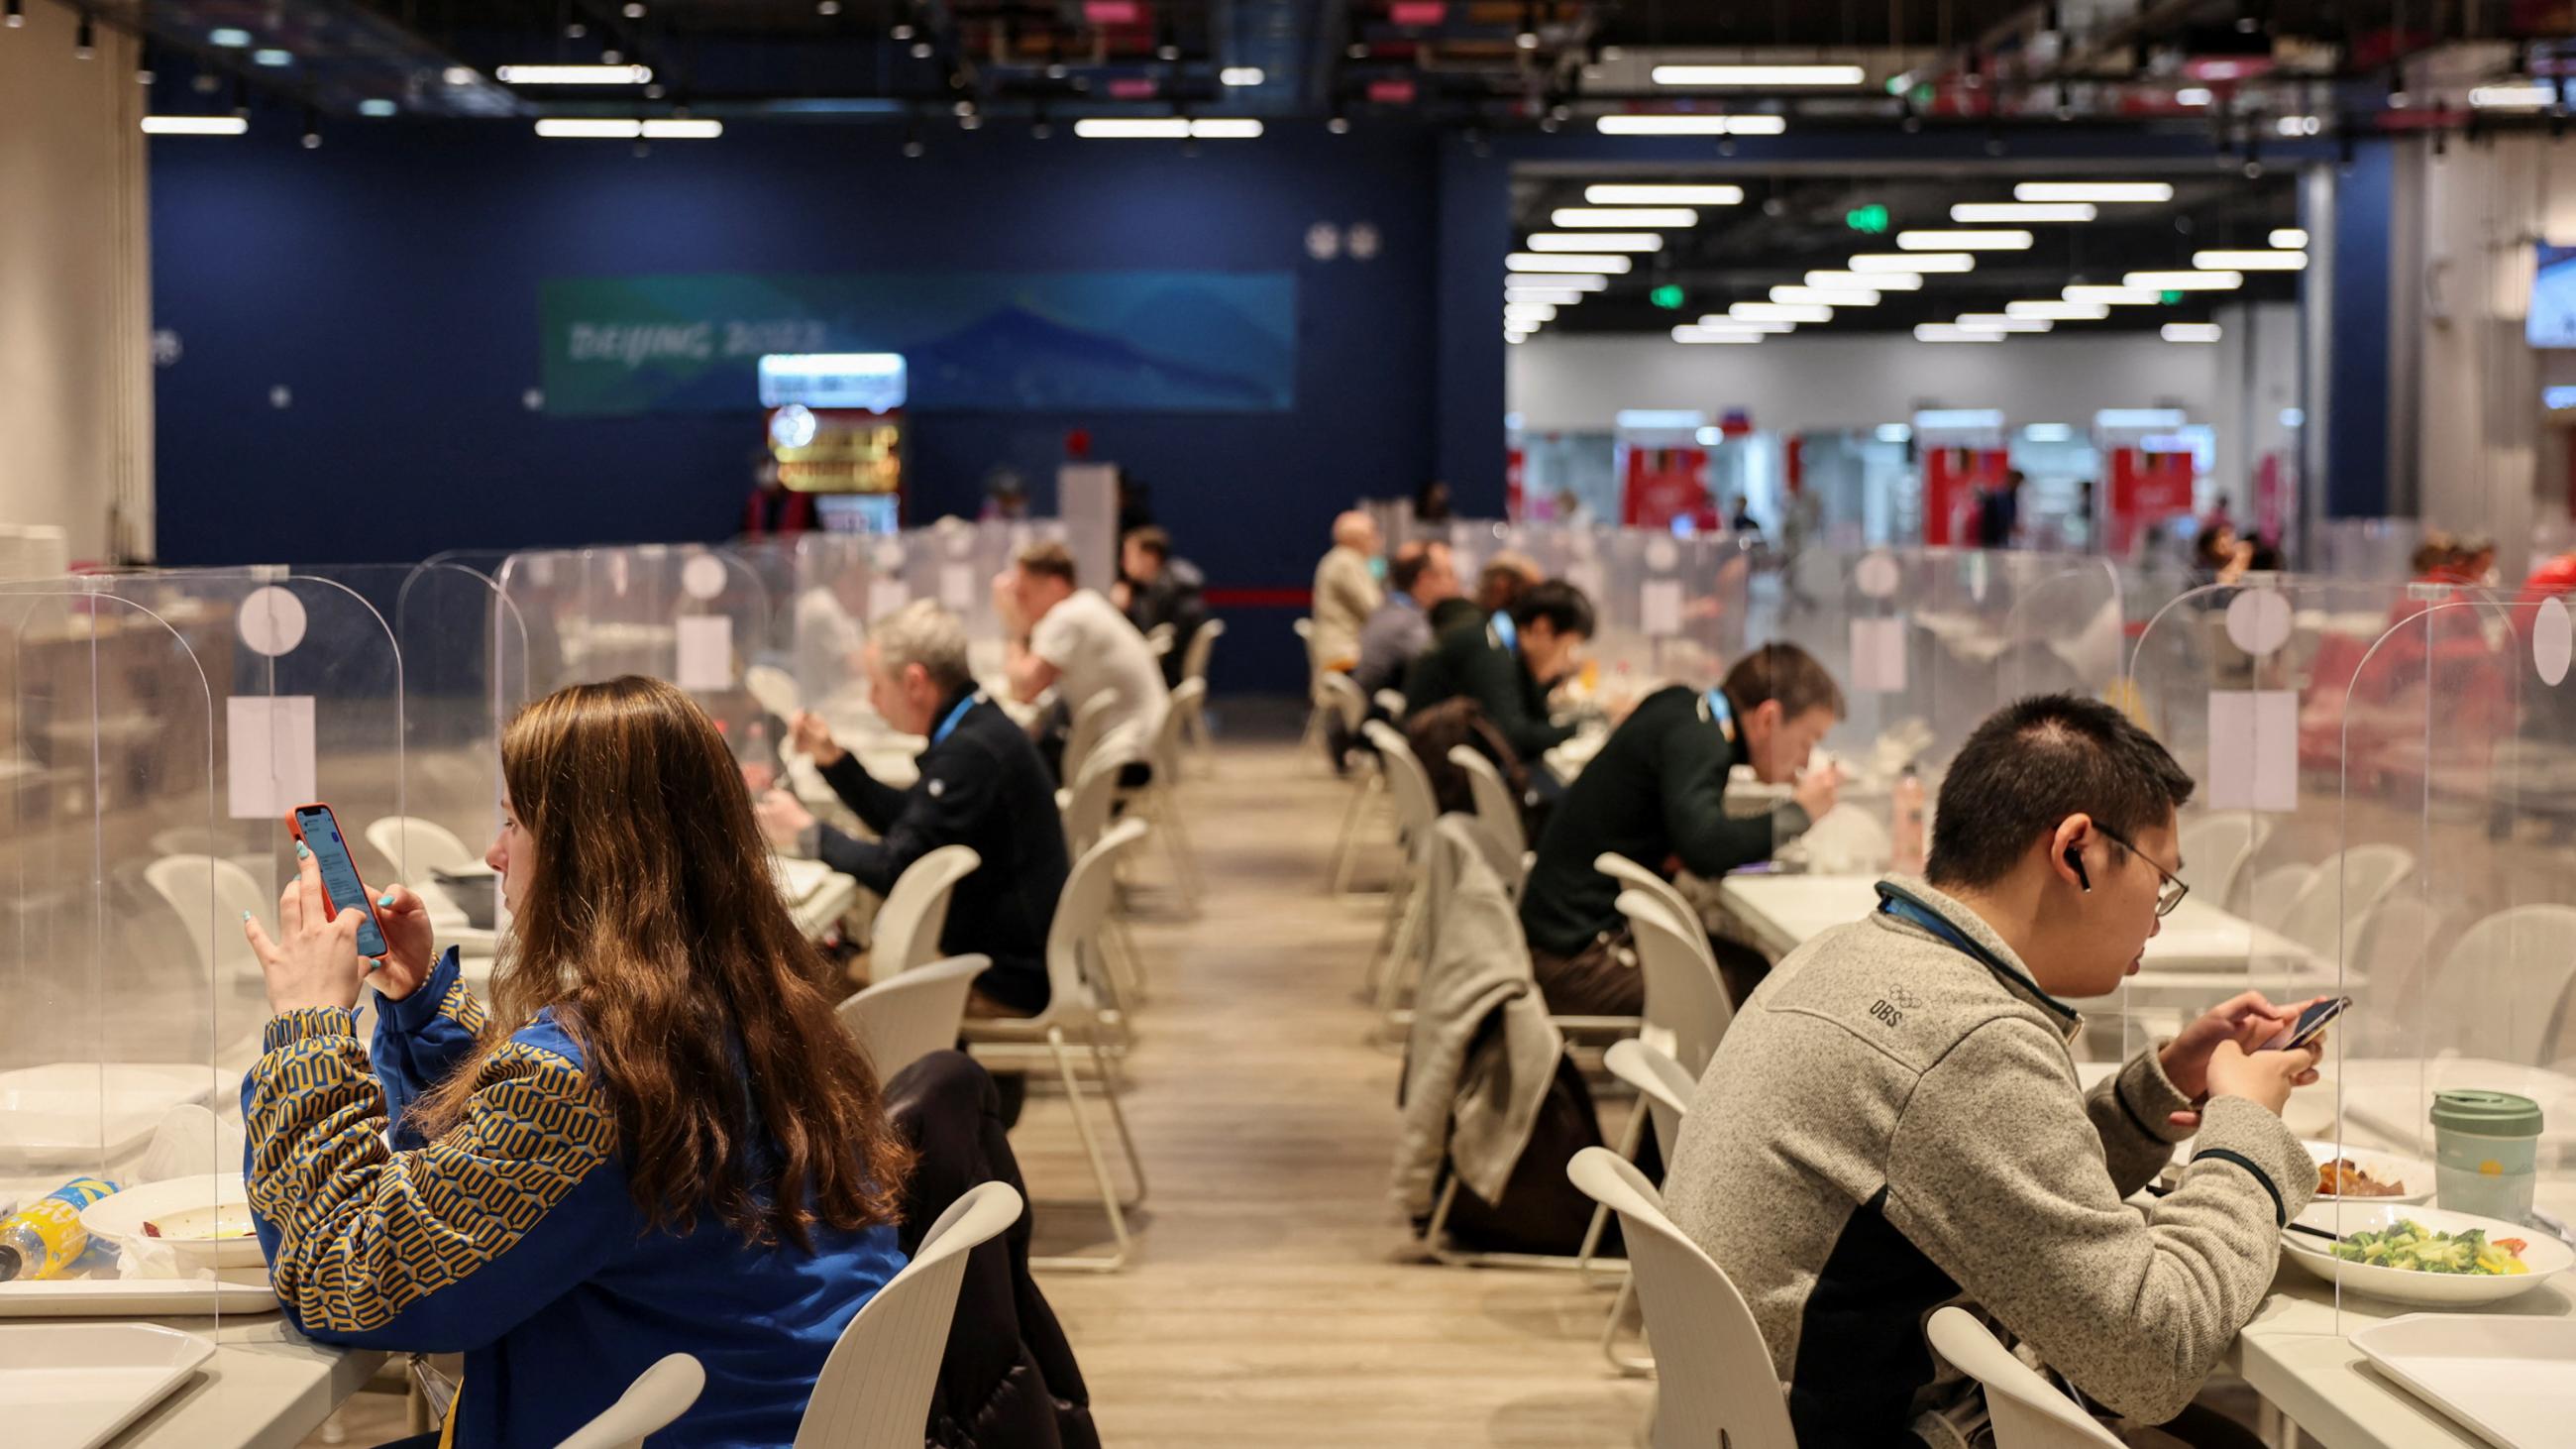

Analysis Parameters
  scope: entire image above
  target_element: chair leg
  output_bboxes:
[1421,1172,1592,1271]
[1327,771,1380,896]
[1577,1105,1647,1288]
[1108,915,1149,1002]
[1599,1273,1654,1377]
[1371,877,1426,1016]
[1360,858,1411,996]
[1155,786,1204,907]
[1029,1027,1134,1274]
[1087,1033,1149,1207]
[1298,701,1328,768]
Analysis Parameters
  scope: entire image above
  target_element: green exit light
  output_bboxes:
[1846,204,1890,234]
[2161,289,2184,304]
[1649,284,1686,310]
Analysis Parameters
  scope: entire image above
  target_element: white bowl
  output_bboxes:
[2303,1140,2437,1206]
[80,1174,266,1270]
[2282,1201,2573,1306]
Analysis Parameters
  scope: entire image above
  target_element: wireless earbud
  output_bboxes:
[2064,843,2093,892]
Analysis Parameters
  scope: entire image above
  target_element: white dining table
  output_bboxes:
[107,1315,388,1449]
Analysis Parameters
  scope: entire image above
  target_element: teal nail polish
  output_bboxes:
[239,910,252,923]
[294,841,310,859]
[377,890,396,908]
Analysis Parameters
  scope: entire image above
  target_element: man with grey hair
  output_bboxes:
[755,600,1067,1016]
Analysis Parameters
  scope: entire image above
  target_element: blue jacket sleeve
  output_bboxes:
[371,948,480,1151]
[242,1008,625,1354]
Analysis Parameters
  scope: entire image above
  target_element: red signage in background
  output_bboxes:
[2106,447,2196,555]
[1367,78,1418,104]
[1923,447,2007,545]
[1389,1,1448,24]
[1505,446,1526,519]
[1623,446,1710,530]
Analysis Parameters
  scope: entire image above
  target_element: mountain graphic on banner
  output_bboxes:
[907,303,1284,410]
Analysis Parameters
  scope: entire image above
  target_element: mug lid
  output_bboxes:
[2429,1089,2545,1136]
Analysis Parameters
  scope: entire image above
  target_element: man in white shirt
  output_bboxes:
[997,540,1170,785]
[1309,509,1383,674]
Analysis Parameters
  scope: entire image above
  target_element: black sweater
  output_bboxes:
[1518,684,1807,957]
[813,692,1069,1013]
[1401,615,1577,761]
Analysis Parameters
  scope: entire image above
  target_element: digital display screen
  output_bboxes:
[295,808,386,957]
[2529,244,2576,348]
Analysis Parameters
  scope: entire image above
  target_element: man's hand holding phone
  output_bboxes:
[2158,992,2329,1130]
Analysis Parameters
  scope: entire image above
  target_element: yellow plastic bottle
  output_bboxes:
[0,1176,119,1282]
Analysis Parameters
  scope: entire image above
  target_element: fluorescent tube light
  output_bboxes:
[2012,181,2174,202]
[2063,284,2165,304]
[1896,229,2032,251]
[141,115,249,135]
[1508,253,1636,274]
[1584,184,1744,205]
[1914,326,2004,343]
[1950,202,2096,222]
[496,64,654,83]
[1730,302,1831,323]
[1808,270,1920,290]
[2162,323,2222,342]
[2005,300,2111,320]
[1551,207,1698,228]
[1652,64,1865,86]
[1771,285,1878,306]
[1953,315,2053,332]
[2124,270,2242,290]
[1528,232,1664,252]
[2271,228,2308,249]
[1851,252,1973,273]
[2191,249,2308,271]
[1596,114,1787,136]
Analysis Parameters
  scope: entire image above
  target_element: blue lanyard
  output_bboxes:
[1490,612,1518,653]
[930,694,978,746]
[1876,884,2079,1025]
[1704,688,1736,743]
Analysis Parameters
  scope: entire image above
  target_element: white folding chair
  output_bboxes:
[364,815,480,881]
[866,845,981,980]
[1361,721,1440,1018]
[1058,689,1119,793]
[553,1353,706,1449]
[2441,904,2576,1065]
[2180,811,2272,918]
[1320,673,1380,895]
[1294,618,1331,761]
[1577,890,1724,1291]
[1925,1306,2124,1448]
[1447,745,1528,878]
[962,820,1152,1271]
[2347,894,2447,1056]
[1176,617,1225,767]
[1372,688,1408,720]
[2243,862,2319,934]
[1143,622,1176,658]
[1056,748,1128,860]
[146,854,277,987]
[835,954,987,1084]
[1595,852,1705,947]
[2275,844,2415,962]
[1113,680,1203,914]
[1565,1148,1797,1449]
[1595,1037,1702,1376]
[793,1181,1024,1448]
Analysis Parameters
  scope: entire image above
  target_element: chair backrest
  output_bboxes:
[868,844,981,980]
[1619,890,1733,1077]
[553,1353,707,1449]
[1144,621,1176,657]
[2243,862,2319,934]
[1292,616,1316,677]
[1154,678,1204,773]
[2347,894,2447,1056]
[364,815,480,882]
[1059,749,1127,858]
[1924,1307,2124,1448]
[2276,844,2416,962]
[1447,745,1527,861]
[1180,616,1225,685]
[2179,811,2270,915]
[1316,671,1369,733]
[794,1181,1024,1449]
[146,854,275,983]
[1059,688,1120,789]
[835,954,987,1084]
[2439,904,2576,1064]
[1372,688,1409,721]
[1563,1149,1797,1449]
[1044,818,1150,1019]
[1362,721,1438,842]
[1603,1037,1698,1165]
[1595,853,1702,946]
[1450,812,1525,903]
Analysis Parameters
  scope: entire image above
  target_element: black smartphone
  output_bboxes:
[2263,995,2353,1052]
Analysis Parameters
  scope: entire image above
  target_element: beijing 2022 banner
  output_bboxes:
[540,270,1296,416]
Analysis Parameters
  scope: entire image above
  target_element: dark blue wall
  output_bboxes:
[151,120,1449,693]
[2324,139,2396,518]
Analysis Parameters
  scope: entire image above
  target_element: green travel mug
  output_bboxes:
[2430,1090,2543,1225]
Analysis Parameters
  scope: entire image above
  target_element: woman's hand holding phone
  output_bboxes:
[365,884,438,1002]
[244,845,442,1013]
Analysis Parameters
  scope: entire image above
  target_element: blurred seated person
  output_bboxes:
[1433,551,1544,637]
[1664,695,2323,1449]
[755,603,1067,1016]
[998,540,1168,787]
[239,677,911,1448]
[1404,578,1594,767]
[1728,493,1761,538]
[1520,644,1845,1017]
[1112,526,1209,689]
[1310,509,1383,675]
[1352,540,1461,704]
[1414,478,1454,524]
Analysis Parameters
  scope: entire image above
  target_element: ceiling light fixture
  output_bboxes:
[1219,66,1264,86]
[208,26,251,47]
[1507,274,1608,291]
[443,65,478,85]
[1771,284,1878,306]
[2176,87,2213,106]
[1729,302,1831,323]
[1895,229,2033,251]
[2191,249,2308,271]
[1651,64,1865,87]
[2271,228,2309,249]
[1072,117,1261,138]
[1506,289,1582,305]
[2162,322,2223,342]
[2124,269,2244,290]
[1953,314,2053,332]
[1809,269,1920,290]
[1914,325,2004,342]
[2471,83,2557,109]
[1690,317,1793,333]
[1527,232,1663,252]
[2012,181,2174,202]
[2063,284,2164,304]
[253,49,293,67]
[141,115,251,135]
[1550,207,1697,228]
[1851,252,1973,274]
[1595,114,1786,136]
[533,118,724,139]
[1505,304,1557,323]
[1583,183,1744,205]
[1508,253,1636,274]
[497,64,656,84]
[2005,299,2112,320]
[1671,328,1765,344]
[360,98,398,116]
[4,0,23,29]
[1949,201,2096,222]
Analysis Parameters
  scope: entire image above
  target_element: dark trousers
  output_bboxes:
[1530,926,1777,1020]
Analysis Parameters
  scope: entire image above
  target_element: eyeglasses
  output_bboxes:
[2094,824,2190,918]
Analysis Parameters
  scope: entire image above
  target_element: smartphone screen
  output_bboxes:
[2264,995,2352,1052]
[294,807,388,957]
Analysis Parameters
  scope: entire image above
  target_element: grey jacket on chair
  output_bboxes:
[1663,875,2315,1446]
[1392,816,1564,1218]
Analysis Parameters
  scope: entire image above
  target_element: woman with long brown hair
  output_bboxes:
[238,675,913,1449]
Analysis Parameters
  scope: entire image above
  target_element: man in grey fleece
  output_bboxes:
[1664,694,2326,1448]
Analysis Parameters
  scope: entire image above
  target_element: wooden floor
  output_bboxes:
[308,717,1652,1447]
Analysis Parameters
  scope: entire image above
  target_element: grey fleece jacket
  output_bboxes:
[1662,876,2314,1446]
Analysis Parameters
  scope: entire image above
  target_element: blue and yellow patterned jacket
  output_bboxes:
[242,948,908,1448]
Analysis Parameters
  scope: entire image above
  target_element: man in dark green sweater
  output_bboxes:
[1520,643,1844,1017]
[1401,578,1595,763]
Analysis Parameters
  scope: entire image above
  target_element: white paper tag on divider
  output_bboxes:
[939,564,976,612]
[675,615,733,691]
[1641,580,1683,637]
[1850,616,1907,693]
[227,696,316,820]
[868,580,910,618]
[2206,690,2298,813]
